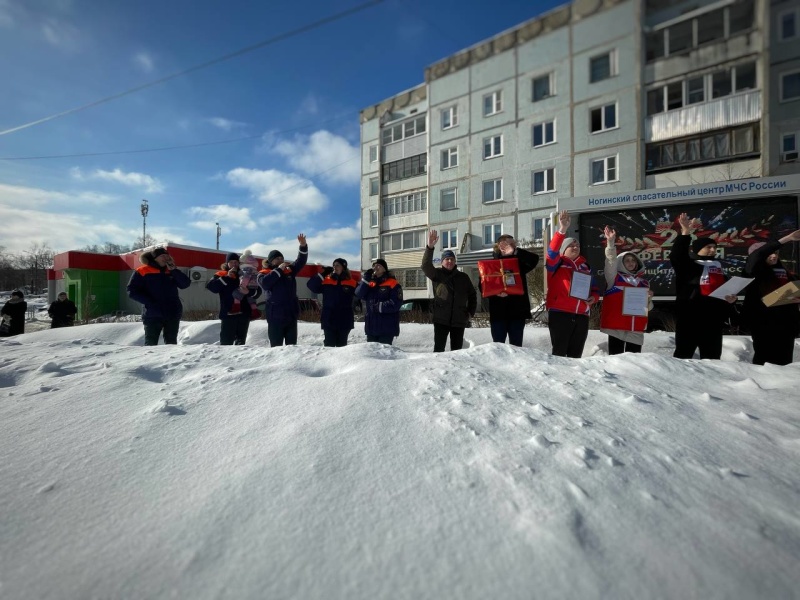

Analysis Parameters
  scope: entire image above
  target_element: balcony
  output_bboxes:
[646,90,760,143]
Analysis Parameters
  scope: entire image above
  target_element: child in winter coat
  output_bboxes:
[206,252,262,345]
[355,258,403,345]
[600,226,653,354]
[546,210,600,358]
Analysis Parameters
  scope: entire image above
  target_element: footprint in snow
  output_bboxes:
[531,403,553,417]
[149,400,186,416]
[735,411,759,420]
[530,434,553,448]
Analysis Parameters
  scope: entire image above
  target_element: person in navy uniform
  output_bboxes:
[355,258,403,345]
[307,257,357,347]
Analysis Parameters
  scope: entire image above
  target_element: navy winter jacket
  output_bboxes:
[206,270,262,319]
[257,246,308,326]
[355,274,403,337]
[126,255,191,322]
[307,271,357,331]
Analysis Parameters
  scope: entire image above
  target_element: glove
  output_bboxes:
[321,266,334,278]
[362,268,373,282]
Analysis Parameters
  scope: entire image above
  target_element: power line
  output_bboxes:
[0,0,386,137]
[0,113,355,160]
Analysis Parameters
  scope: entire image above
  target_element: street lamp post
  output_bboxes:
[140,199,149,247]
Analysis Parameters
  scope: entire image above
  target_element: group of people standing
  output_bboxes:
[1,290,78,337]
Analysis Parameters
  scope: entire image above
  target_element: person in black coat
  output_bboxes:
[743,229,800,366]
[126,247,191,345]
[670,213,737,360]
[422,230,477,352]
[257,234,309,347]
[484,234,540,347]
[1,290,27,336]
[355,258,403,345]
[206,252,262,345]
[48,292,78,328]
[307,257,357,347]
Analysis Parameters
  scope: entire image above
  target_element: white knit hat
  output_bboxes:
[560,237,578,254]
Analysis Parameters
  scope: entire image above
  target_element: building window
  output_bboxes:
[483,134,503,159]
[397,268,426,289]
[532,120,555,147]
[369,145,378,163]
[782,133,798,162]
[735,62,756,91]
[591,103,617,133]
[381,229,426,252]
[381,153,427,183]
[382,191,427,217]
[780,71,800,102]
[483,223,502,246]
[483,90,502,116]
[441,105,458,129]
[369,243,378,261]
[532,168,556,194]
[645,124,760,173]
[482,179,503,203]
[591,156,617,185]
[369,177,379,196]
[533,217,551,244]
[532,73,554,101]
[780,9,798,41]
[441,147,458,169]
[590,50,615,83]
[370,209,378,227]
[687,77,705,105]
[381,116,426,145]
[729,0,754,34]
[668,19,693,55]
[441,188,457,211]
[442,229,458,250]
[697,9,725,45]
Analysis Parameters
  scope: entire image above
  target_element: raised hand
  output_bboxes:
[603,226,616,241]
[678,213,693,235]
[297,233,307,246]
[558,210,571,233]
[427,229,439,248]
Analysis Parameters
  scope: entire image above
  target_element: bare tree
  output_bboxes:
[18,243,56,295]
[0,246,24,291]
[132,234,158,250]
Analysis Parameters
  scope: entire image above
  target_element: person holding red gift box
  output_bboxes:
[546,210,600,358]
[483,234,540,346]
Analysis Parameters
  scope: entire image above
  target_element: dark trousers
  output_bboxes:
[490,319,525,347]
[548,311,589,358]
[367,334,394,345]
[323,328,350,347]
[143,319,180,346]
[268,321,298,347]
[220,315,250,345]
[433,323,465,352]
[608,336,642,355]
[752,326,795,366]
[673,312,723,360]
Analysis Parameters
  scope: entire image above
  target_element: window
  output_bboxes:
[647,89,665,116]
[735,62,756,91]
[648,62,757,116]
[591,156,617,184]
[370,209,378,227]
[729,0,754,35]
[382,192,427,217]
[697,9,724,45]
[532,120,555,147]
[441,188,457,211]
[667,82,683,110]
[369,177,379,196]
[590,103,617,133]
[369,243,378,261]
[382,153,427,183]
[483,134,503,159]
[532,168,555,194]
[533,217,551,243]
[442,229,458,250]
[441,147,458,169]
[482,179,503,203]
[645,124,760,172]
[780,9,797,41]
[483,224,502,246]
[590,51,615,83]
[369,145,378,163]
[381,230,426,252]
[645,30,665,61]
[687,77,705,104]
[783,133,797,153]
[381,116,426,145]
[668,19,693,55]
[780,71,800,102]
[712,70,732,99]
[483,90,502,116]
[441,105,458,129]
[397,269,426,289]
[532,73,554,101]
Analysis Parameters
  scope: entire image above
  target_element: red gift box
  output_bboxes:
[478,258,524,298]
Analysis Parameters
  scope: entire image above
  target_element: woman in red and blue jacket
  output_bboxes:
[546,210,600,358]
[355,258,403,345]
[307,257,357,347]
[600,226,653,354]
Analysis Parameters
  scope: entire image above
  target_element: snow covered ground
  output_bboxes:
[1,321,799,600]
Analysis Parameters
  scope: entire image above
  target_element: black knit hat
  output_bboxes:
[267,250,284,263]
[691,237,715,254]
[152,247,168,258]
[372,258,388,271]
[226,252,240,263]
[11,290,24,299]
[333,257,347,269]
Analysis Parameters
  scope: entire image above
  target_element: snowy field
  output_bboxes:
[1,320,799,600]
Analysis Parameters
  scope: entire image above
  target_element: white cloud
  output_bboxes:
[226,168,327,216]
[71,167,164,194]
[271,130,359,186]
[187,205,257,231]
[133,52,154,74]
[244,223,361,270]
[206,117,247,132]
[0,182,116,208]
[41,18,80,50]
[297,94,320,116]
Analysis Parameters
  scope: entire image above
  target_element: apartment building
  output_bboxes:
[360,0,800,301]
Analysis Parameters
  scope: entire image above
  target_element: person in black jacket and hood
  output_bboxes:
[1,290,27,336]
[422,230,477,352]
[484,234,540,347]
[743,229,800,365]
[670,213,737,359]
[48,292,78,328]
[127,247,191,345]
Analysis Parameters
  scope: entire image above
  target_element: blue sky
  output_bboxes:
[0,0,563,267]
